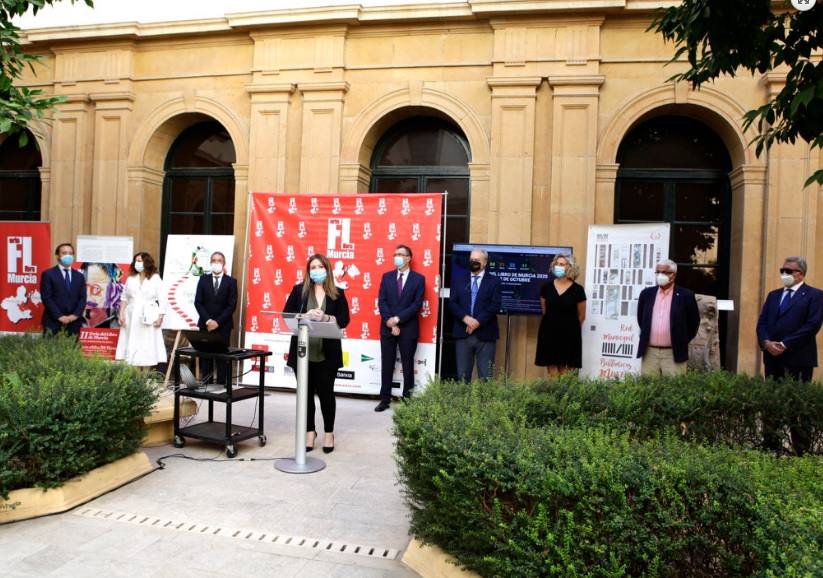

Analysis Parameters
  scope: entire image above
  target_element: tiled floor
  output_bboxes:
[0,391,419,577]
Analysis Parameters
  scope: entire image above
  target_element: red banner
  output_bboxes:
[0,222,52,333]
[243,193,443,394]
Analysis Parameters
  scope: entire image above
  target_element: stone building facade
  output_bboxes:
[8,0,821,379]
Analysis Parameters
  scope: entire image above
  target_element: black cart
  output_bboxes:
[172,347,272,458]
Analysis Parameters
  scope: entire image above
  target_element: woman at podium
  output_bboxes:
[283,254,350,453]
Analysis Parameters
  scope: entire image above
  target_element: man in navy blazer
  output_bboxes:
[449,248,502,382]
[194,251,238,383]
[40,242,87,336]
[756,256,823,382]
[375,244,425,412]
[636,259,699,376]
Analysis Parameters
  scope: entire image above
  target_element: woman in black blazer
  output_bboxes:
[283,254,350,453]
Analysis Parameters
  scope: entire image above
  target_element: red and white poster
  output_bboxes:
[0,222,52,333]
[243,193,443,395]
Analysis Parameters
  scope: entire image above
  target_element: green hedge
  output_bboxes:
[0,334,157,500]
[395,377,823,577]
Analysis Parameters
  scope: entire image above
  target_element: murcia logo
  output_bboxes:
[272,317,281,333]
[373,297,380,315]
[265,245,274,262]
[306,245,315,258]
[288,198,298,214]
[362,272,372,290]
[401,198,411,216]
[362,222,372,241]
[250,315,259,332]
[266,196,276,214]
[375,247,385,265]
[274,269,283,286]
[295,269,304,284]
[411,223,421,241]
[425,198,435,216]
[332,198,342,215]
[423,249,433,267]
[255,220,264,238]
[6,236,37,283]
[435,223,441,242]
[262,292,271,311]
[355,198,365,215]
[350,296,360,314]
[286,245,296,263]
[252,267,262,285]
[297,221,307,239]
[360,322,370,340]
[310,197,320,214]
[388,223,397,240]
[328,218,355,258]
[420,300,431,318]
[377,198,387,215]
[276,221,285,238]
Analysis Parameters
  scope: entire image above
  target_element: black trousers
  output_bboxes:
[380,334,418,400]
[763,355,814,455]
[306,361,337,433]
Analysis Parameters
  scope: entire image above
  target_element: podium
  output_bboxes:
[274,312,344,474]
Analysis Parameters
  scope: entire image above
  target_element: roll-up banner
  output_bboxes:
[581,223,670,379]
[1,222,52,333]
[243,193,443,395]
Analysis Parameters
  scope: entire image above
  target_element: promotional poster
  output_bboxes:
[580,223,671,379]
[162,235,236,331]
[243,193,443,395]
[0,222,51,333]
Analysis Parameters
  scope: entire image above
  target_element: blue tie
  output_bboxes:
[64,269,71,291]
[470,275,480,316]
[778,288,794,314]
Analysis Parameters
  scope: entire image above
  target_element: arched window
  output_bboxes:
[370,116,471,379]
[616,115,732,363]
[0,132,42,221]
[161,121,236,262]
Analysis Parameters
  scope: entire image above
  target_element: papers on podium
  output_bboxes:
[265,311,344,340]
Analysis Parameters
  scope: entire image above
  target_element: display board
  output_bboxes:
[242,193,443,395]
[0,222,51,333]
[580,223,671,379]
[451,243,573,315]
[161,235,235,331]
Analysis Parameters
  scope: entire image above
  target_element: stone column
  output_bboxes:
[594,163,619,225]
[298,82,349,194]
[89,91,135,237]
[486,77,542,244]
[126,166,164,254]
[547,75,605,275]
[51,95,93,244]
[246,83,294,193]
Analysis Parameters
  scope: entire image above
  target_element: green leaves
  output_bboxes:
[650,0,823,187]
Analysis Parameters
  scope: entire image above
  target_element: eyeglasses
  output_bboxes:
[779,268,800,275]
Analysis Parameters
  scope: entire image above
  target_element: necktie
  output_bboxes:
[470,275,480,316]
[213,276,219,296]
[64,269,71,291]
[778,288,794,314]
[397,273,403,297]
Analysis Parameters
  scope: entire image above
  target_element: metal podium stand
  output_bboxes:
[274,313,343,474]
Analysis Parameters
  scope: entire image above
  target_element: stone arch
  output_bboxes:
[340,87,489,193]
[127,95,248,255]
[598,84,759,168]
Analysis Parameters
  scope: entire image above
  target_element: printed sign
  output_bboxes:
[1,222,51,333]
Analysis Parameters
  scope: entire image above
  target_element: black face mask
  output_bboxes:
[469,260,482,273]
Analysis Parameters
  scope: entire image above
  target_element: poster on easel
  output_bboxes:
[242,193,443,395]
[161,235,235,331]
[580,223,670,379]
[0,222,51,334]
[75,235,133,359]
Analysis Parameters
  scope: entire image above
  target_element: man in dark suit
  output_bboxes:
[756,256,823,456]
[636,259,699,376]
[194,251,238,383]
[449,248,502,382]
[40,242,87,336]
[375,244,425,412]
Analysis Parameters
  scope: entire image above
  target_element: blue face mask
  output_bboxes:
[394,256,406,269]
[309,270,327,284]
[59,254,74,267]
[553,266,567,279]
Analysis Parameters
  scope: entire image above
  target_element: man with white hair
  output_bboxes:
[636,259,700,376]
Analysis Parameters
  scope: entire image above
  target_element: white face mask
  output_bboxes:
[211,262,223,275]
[655,273,671,287]
[780,273,795,287]
[134,261,144,273]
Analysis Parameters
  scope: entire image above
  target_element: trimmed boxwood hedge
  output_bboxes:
[394,375,823,577]
[0,334,157,500]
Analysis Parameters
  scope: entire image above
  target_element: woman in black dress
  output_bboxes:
[284,254,350,453]
[535,254,586,377]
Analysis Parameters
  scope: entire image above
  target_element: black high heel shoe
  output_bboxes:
[322,433,335,454]
[306,430,317,452]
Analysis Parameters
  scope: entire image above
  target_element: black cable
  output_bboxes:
[154,452,290,469]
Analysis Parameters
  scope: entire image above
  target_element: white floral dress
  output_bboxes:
[115,274,167,366]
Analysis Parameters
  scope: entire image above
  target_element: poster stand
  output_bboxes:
[503,312,512,385]
[164,330,183,386]
[436,191,448,377]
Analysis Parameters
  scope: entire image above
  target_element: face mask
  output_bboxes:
[553,266,566,278]
[134,261,144,273]
[656,273,670,287]
[211,262,223,275]
[469,260,482,273]
[309,270,327,284]
[780,273,795,287]
[394,256,406,269]
[59,255,74,267]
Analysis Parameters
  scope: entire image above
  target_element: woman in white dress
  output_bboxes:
[116,252,167,368]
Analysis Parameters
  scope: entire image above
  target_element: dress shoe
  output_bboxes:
[322,433,335,454]
[306,430,317,452]
[374,400,391,412]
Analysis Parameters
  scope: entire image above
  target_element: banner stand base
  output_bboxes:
[274,457,326,474]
